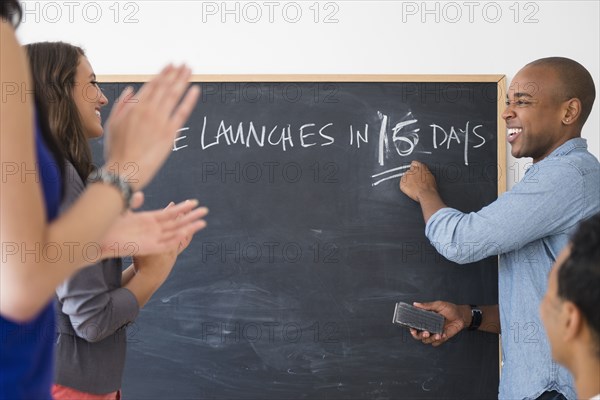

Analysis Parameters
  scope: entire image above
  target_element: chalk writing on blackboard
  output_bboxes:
[172,113,488,188]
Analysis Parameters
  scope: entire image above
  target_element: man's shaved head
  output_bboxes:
[526,57,596,127]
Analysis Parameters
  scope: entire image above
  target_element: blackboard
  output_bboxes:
[94,76,506,399]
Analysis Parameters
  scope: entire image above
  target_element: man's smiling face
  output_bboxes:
[503,65,570,163]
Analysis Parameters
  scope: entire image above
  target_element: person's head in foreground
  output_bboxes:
[541,213,600,399]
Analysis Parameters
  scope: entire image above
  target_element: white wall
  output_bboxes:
[17,0,600,189]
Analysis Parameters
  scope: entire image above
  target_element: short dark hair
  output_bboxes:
[527,57,596,128]
[0,0,22,27]
[558,213,600,356]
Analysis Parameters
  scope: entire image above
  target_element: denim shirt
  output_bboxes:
[425,138,600,400]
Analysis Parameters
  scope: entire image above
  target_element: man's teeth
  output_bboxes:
[508,128,522,136]
[95,110,101,117]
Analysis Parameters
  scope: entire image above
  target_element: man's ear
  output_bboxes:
[562,98,582,126]
[562,301,583,342]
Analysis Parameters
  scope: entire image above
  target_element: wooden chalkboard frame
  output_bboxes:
[98,74,508,395]
[99,74,507,196]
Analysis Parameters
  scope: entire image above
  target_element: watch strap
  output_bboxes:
[468,304,482,331]
[88,167,133,210]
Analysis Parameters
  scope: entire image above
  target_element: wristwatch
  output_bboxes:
[468,304,482,331]
[88,167,133,210]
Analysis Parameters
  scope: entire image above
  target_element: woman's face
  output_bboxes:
[72,55,108,139]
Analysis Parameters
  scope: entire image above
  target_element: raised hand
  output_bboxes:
[100,199,208,258]
[399,160,439,203]
[103,65,200,191]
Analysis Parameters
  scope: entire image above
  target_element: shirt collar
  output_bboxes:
[547,137,588,158]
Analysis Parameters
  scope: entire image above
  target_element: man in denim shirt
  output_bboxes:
[399,57,599,400]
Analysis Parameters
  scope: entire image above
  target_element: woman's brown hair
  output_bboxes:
[25,42,95,182]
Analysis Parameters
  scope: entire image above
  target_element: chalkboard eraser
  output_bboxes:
[392,302,445,335]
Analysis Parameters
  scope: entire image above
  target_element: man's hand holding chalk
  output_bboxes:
[409,301,472,347]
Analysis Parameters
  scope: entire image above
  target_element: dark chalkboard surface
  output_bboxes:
[94,76,505,399]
